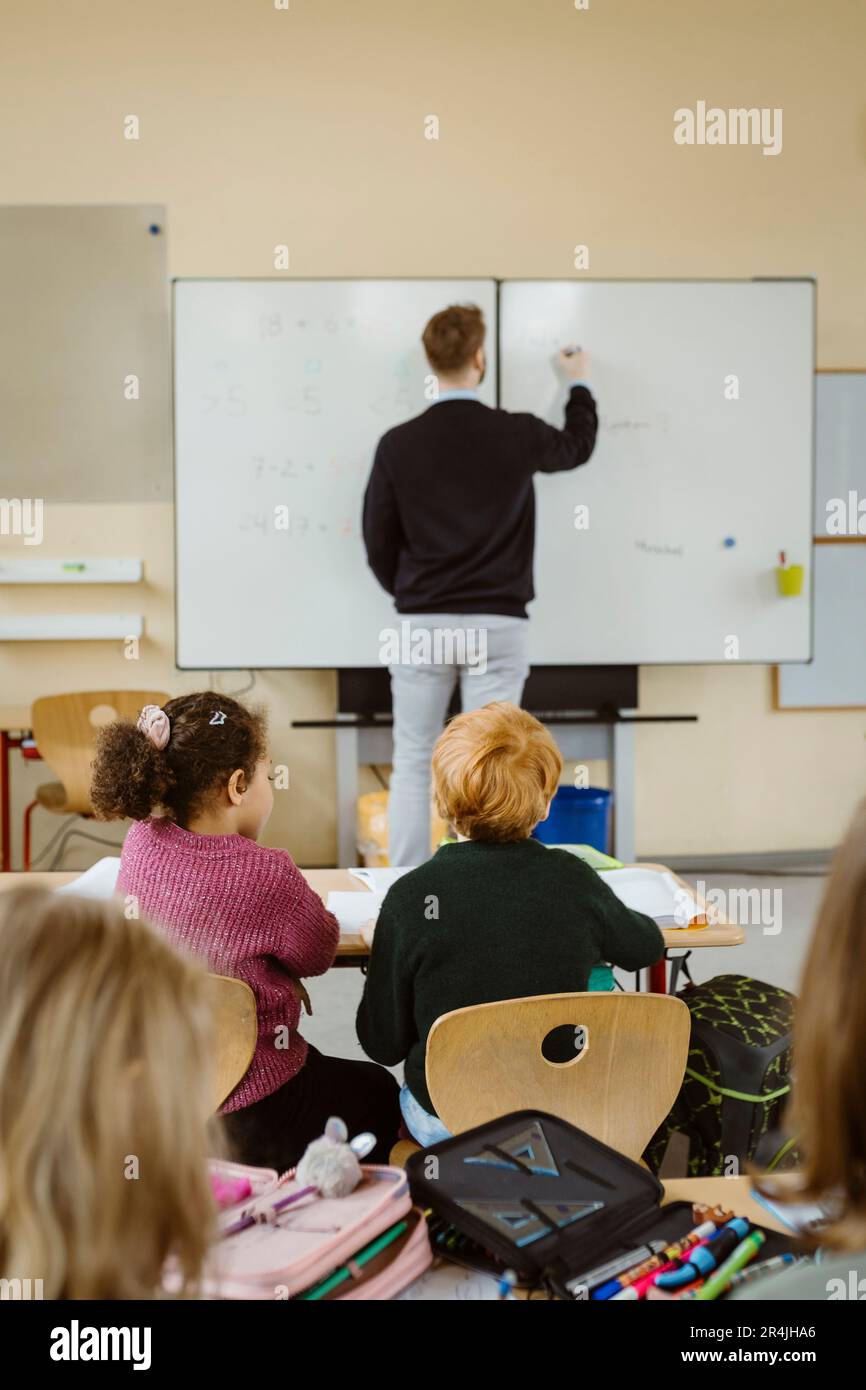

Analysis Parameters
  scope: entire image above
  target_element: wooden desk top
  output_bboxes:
[662,1174,790,1235]
[0,863,745,955]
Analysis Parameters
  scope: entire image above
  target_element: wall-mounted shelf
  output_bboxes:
[0,614,144,640]
[0,558,143,584]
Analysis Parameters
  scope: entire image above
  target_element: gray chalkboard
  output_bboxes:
[0,205,171,503]
[776,543,866,708]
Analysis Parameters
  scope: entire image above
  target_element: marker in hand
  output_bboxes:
[558,345,589,381]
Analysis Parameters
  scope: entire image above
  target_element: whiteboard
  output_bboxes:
[175,278,814,669]
[501,280,814,663]
[775,545,866,709]
[815,372,866,537]
[174,280,498,668]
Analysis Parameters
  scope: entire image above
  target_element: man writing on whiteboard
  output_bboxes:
[362,303,598,866]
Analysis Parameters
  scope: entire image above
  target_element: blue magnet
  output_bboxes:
[723,537,736,548]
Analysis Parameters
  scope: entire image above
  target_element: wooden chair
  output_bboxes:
[23,690,169,869]
[208,974,258,1112]
[395,991,690,1165]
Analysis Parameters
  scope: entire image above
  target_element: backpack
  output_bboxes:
[644,974,798,1178]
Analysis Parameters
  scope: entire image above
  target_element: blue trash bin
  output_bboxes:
[532,786,613,854]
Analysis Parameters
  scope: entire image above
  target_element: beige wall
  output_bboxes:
[2,0,865,864]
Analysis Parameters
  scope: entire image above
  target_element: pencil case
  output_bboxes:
[202,1164,414,1300]
[209,1158,280,1225]
[406,1110,794,1299]
[300,1208,432,1300]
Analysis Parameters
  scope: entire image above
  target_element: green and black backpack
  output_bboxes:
[644,974,799,1178]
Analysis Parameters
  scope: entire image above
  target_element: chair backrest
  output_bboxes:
[207,974,258,1112]
[426,992,691,1162]
[31,691,169,814]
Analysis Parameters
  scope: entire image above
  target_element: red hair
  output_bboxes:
[432,702,561,842]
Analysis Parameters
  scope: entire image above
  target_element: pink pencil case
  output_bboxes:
[208,1158,280,1230]
[203,1164,416,1300]
[314,1207,432,1300]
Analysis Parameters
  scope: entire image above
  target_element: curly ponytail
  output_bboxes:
[90,722,172,822]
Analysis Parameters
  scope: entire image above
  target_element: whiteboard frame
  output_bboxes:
[172,276,816,671]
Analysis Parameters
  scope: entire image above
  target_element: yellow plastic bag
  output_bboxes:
[356,791,448,867]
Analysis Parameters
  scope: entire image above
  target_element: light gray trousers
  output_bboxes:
[387,613,531,867]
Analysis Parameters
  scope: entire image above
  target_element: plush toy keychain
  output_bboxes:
[296,1117,377,1198]
[222,1118,378,1236]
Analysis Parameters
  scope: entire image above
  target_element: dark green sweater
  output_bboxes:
[355,839,664,1114]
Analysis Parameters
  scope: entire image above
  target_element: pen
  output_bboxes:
[654,1218,750,1291]
[299,1219,409,1300]
[566,1240,667,1296]
[592,1220,717,1299]
[693,1230,766,1301]
[726,1251,802,1290]
[610,1261,679,1300]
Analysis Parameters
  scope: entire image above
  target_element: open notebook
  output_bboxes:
[597,867,702,927]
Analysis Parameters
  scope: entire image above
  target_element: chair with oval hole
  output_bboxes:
[208,974,258,1113]
[389,991,691,1167]
[23,690,169,870]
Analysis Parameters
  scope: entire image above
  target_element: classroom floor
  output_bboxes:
[301,868,825,1073]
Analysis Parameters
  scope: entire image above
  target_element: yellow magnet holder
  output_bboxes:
[776,563,804,597]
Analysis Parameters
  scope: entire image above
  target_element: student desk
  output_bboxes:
[302,864,745,993]
[0,862,744,993]
[662,1175,789,1234]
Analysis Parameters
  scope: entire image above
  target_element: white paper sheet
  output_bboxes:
[750,1190,831,1235]
[326,891,382,937]
[396,1261,504,1301]
[348,866,412,893]
[55,856,121,900]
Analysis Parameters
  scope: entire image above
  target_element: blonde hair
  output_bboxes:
[758,800,866,1251]
[0,887,217,1298]
[432,702,562,842]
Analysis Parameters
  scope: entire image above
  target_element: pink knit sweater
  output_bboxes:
[118,818,339,1112]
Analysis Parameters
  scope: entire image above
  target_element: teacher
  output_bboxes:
[362,303,598,866]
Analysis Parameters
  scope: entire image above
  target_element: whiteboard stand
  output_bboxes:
[300,709,694,867]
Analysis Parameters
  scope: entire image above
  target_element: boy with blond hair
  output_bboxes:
[356,702,663,1144]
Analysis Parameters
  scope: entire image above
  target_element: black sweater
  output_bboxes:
[355,839,664,1115]
[361,387,598,617]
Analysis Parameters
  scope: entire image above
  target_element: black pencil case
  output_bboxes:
[406,1109,794,1298]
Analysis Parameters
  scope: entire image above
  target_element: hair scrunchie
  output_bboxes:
[137,704,170,751]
